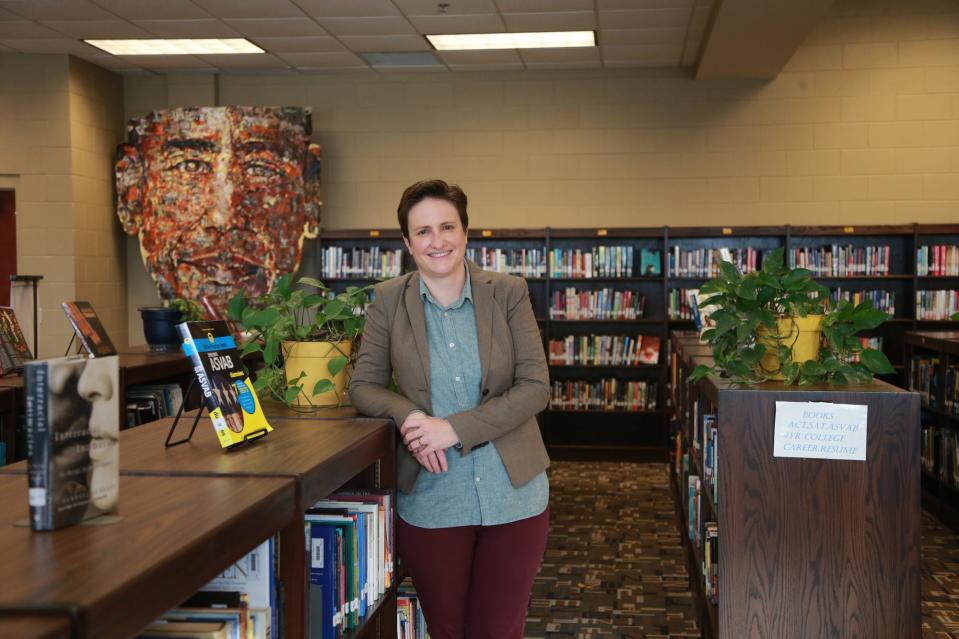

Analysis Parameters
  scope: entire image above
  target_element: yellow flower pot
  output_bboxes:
[282,340,352,407]
[755,315,823,380]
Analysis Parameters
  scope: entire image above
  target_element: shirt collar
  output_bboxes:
[420,260,472,310]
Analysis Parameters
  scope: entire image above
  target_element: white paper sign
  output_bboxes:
[773,401,868,461]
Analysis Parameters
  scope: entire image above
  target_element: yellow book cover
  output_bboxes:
[178,320,273,449]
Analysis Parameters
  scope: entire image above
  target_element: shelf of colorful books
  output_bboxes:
[670,470,719,639]
[549,318,663,324]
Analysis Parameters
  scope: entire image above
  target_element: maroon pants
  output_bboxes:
[397,508,549,639]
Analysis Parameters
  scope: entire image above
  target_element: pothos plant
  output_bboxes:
[688,247,895,385]
[228,274,372,407]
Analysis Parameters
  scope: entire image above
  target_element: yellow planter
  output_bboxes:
[755,315,823,380]
[282,340,352,407]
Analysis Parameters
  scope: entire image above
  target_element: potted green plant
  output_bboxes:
[229,274,372,408]
[689,248,895,385]
[138,297,205,352]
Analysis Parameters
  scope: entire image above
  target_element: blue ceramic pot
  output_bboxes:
[138,307,183,352]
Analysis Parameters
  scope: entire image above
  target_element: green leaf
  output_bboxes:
[228,293,247,321]
[688,364,714,382]
[298,276,330,290]
[762,247,784,273]
[264,339,279,365]
[240,341,262,356]
[284,386,301,405]
[327,355,349,377]
[252,307,281,328]
[782,268,812,290]
[860,348,895,374]
[719,261,742,282]
[313,379,335,396]
[738,278,758,300]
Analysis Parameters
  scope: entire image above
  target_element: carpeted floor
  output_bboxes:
[527,461,959,639]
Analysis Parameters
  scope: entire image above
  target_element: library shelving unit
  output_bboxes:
[316,223,959,462]
[0,411,397,639]
[905,330,959,532]
[670,331,921,639]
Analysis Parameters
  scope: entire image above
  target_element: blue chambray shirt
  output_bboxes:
[397,265,549,528]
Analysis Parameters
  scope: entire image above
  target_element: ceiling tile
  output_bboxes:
[599,8,691,30]
[0,21,64,38]
[316,16,417,36]
[605,57,679,67]
[90,0,213,20]
[1,0,115,21]
[598,0,692,8]
[407,14,504,34]
[0,7,24,20]
[133,19,241,38]
[190,0,305,20]
[600,27,685,46]
[223,18,327,37]
[41,19,153,38]
[495,0,592,11]
[502,11,596,32]
[449,62,524,70]
[339,34,431,53]
[526,59,599,69]
[122,54,217,69]
[199,52,292,69]
[73,51,143,69]
[520,46,600,64]
[276,51,368,67]
[437,48,522,65]
[252,35,344,53]
[0,37,106,54]
[394,0,498,15]
[292,0,400,18]
[603,42,682,60]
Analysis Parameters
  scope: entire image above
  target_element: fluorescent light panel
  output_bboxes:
[427,31,594,51]
[84,38,264,55]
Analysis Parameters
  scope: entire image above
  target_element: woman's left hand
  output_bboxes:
[401,413,460,457]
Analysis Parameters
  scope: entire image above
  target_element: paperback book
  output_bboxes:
[61,301,117,357]
[0,306,33,374]
[178,320,273,449]
[25,354,119,531]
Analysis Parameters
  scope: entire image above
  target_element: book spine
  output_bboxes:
[25,362,51,531]
[176,323,225,432]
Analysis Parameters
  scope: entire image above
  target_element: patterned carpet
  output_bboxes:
[529,461,959,639]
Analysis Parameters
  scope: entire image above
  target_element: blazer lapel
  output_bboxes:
[469,261,494,390]
[403,271,431,392]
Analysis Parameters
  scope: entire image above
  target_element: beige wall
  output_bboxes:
[69,58,127,351]
[0,54,124,357]
[121,0,959,341]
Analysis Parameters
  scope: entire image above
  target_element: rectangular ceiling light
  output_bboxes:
[427,31,595,51]
[84,39,264,55]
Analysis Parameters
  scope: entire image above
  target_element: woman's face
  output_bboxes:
[403,197,467,281]
[76,357,119,511]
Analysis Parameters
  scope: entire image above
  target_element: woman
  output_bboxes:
[349,179,550,639]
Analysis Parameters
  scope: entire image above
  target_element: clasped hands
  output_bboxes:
[400,411,460,474]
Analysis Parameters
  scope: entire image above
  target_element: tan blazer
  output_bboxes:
[348,261,550,495]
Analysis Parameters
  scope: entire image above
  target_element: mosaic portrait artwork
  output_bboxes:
[115,106,322,303]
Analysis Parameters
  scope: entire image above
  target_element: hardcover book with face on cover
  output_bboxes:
[24,355,119,531]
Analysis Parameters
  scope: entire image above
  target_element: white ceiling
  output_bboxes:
[0,0,716,73]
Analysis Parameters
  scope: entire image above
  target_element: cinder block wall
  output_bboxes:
[121,0,959,342]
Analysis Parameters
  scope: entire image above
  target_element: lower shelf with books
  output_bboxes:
[669,469,718,639]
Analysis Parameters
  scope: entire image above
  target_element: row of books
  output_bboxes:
[321,247,404,279]
[788,245,891,277]
[140,537,280,639]
[924,427,959,490]
[547,246,661,278]
[830,289,896,315]
[466,247,546,277]
[909,355,939,408]
[307,490,395,639]
[917,245,959,277]
[667,288,701,321]
[916,290,959,320]
[682,466,719,606]
[945,365,959,417]
[547,334,661,367]
[668,246,760,278]
[548,288,645,320]
[549,378,657,411]
[701,414,718,505]
[397,581,430,639]
[126,382,184,427]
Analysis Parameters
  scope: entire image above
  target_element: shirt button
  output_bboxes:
[455,376,461,382]
[449,342,455,348]
[475,477,481,482]
[444,312,448,317]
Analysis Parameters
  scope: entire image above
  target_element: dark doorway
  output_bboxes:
[0,190,14,306]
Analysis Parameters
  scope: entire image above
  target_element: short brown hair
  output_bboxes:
[397,179,468,239]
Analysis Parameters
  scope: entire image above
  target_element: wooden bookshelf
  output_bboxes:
[318,223,959,462]
[0,473,297,639]
[0,386,13,464]
[670,331,921,638]
[0,615,69,639]
[0,413,397,639]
